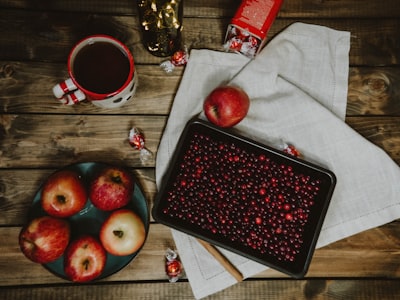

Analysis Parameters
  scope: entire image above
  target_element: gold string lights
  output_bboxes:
[137,0,183,57]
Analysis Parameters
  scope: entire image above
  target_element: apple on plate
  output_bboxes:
[41,169,87,218]
[19,216,70,264]
[89,166,134,211]
[64,235,107,282]
[203,85,250,128]
[100,209,146,256]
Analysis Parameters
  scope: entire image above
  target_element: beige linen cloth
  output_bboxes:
[155,22,400,299]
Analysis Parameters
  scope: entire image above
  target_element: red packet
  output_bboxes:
[224,0,284,58]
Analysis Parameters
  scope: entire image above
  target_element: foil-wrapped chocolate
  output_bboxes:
[224,25,261,58]
[160,48,189,73]
[165,248,182,282]
[128,127,153,163]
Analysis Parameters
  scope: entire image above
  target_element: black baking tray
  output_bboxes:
[153,118,336,278]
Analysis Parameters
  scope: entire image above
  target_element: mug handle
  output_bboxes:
[53,78,86,105]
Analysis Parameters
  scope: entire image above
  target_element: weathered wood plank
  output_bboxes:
[1,0,400,18]
[346,116,400,163]
[0,114,167,168]
[0,63,182,115]
[1,115,399,170]
[1,279,400,300]
[0,0,241,17]
[279,0,400,18]
[1,221,400,285]
[1,0,399,298]
[0,10,399,66]
[347,67,400,115]
[1,62,400,116]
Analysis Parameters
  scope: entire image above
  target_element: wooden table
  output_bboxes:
[1,0,400,299]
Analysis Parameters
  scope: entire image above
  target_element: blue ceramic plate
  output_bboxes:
[29,162,149,281]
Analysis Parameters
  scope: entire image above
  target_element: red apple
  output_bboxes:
[41,169,87,218]
[64,235,107,282]
[19,216,70,264]
[203,85,250,128]
[89,166,134,211]
[100,209,146,256]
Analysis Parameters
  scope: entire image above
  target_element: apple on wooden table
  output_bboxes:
[90,166,134,211]
[100,209,146,256]
[203,85,250,128]
[19,216,71,264]
[64,235,107,282]
[41,169,87,218]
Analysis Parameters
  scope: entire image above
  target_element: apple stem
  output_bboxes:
[21,237,35,250]
[113,230,124,238]
[56,194,66,204]
[212,106,219,118]
[83,259,90,270]
[111,175,122,184]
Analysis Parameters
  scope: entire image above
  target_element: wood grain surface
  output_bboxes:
[1,0,399,299]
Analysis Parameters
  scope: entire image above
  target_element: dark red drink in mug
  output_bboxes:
[53,35,137,108]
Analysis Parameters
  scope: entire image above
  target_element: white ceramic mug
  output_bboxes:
[53,35,138,108]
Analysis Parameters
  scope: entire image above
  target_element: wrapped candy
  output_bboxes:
[224,25,262,58]
[267,137,302,158]
[160,48,189,73]
[165,248,182,282]
[278,141,302,158]
[128,127,153,163]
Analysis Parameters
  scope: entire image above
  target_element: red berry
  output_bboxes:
[161,130,323,263]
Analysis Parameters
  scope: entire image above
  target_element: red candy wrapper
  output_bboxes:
[224,0,284,58]
[160,48,189,73]
[225,26,260,58]
[165,248,182,282]
[128,127,152,163]
[283,143,302,158]
[277,140,302,158]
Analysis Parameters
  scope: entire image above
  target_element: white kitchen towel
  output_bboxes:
[155,22,400,299]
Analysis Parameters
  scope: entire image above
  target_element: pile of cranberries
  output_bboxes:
[159,125,331,267]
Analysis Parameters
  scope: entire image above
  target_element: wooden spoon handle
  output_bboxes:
[197,238,243,282]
